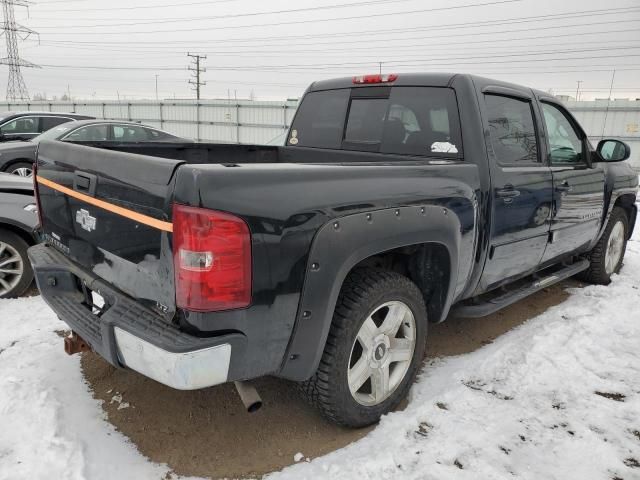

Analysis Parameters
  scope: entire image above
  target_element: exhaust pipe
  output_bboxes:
[234,381,262,413]
[64,332,91,355]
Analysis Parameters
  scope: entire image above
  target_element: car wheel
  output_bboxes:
[579,206,628,285]
[6,161,33,177]
[0,229,33,298]
[299,268,427,428]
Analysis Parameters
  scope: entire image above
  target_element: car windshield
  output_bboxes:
[30,124,75,143]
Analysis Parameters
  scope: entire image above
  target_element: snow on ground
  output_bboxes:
[1,229,640,480]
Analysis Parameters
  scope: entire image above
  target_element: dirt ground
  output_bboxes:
[81,280,580,479]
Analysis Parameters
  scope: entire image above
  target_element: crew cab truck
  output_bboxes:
[28,73,638,427]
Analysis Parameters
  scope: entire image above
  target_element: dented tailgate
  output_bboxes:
[35,140,184,318]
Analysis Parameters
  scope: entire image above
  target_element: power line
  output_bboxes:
[28,0,535,35]
[0,0,40,100]
[27,39,640,61]
[26,6,640,42]
[25,0,454,24]
[187,52,206,100]
[35,0,238,12]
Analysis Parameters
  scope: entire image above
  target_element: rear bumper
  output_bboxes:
[28,243,245,390]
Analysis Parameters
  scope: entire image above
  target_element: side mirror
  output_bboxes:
[596,139,631,162]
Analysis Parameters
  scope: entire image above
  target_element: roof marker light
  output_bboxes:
[352,74,398,84]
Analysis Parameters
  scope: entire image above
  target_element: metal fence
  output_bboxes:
[0,99,299,145]
[1,98,638,169]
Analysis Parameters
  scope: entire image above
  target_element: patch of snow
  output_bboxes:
[0,297,177,480]
[274,229,640,479]
[293,452,305,463]
[1,229,639,479]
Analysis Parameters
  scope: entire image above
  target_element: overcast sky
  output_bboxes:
[6,0,640,100]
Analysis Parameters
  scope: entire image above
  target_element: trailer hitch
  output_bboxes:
[64,332,91,355]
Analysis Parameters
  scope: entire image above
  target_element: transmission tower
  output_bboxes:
[0,0,39,101]
[187,52,206,100]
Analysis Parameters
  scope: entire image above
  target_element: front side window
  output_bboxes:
[485,94,539,165]
[63,125,109,142]
[541,102,584,165]
[112,125,152,141]
[0,117,38,134]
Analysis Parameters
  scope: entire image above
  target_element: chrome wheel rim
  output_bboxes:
[0,241,24,296]
[348,300,416,406]
[605,221,625,275]
[11,167,32,177]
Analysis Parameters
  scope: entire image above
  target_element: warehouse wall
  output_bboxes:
[1,98,638,169]
[564,99,640,171]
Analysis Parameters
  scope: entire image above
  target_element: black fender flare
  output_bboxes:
[278,204,461,381]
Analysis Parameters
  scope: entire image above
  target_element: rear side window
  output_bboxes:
[40,116,71,131]
[288,87,462,157]
[484,94,539,165]
[288,89,350,149]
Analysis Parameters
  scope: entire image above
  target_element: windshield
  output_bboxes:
[31,124,74,143]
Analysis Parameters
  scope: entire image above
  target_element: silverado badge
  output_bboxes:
[75,208,97,232]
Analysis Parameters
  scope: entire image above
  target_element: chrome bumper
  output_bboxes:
[114,327,231,390]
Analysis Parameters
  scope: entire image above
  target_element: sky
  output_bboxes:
[4,0,640,101]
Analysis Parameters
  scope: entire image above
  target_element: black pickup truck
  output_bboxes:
[29,73,637,427]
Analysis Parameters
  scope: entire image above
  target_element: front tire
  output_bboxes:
[580,206,629,285]
[300,268,427,428]
[0,229,33,298]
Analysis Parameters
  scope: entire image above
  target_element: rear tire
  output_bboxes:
[0,229,33,298]
[579,206,628,285]
[5,161,33,177]
[299,268,428,428]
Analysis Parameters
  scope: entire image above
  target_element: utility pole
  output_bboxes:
[187,52,206,100]
[0,0,40,101]
[154,74,159,101]
[575,80,583,101]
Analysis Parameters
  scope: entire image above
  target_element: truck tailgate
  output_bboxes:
[35,140,183,317]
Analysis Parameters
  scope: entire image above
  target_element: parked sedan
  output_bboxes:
[0,120,188,177]
[0,173,39,298]
[0,111,94,143]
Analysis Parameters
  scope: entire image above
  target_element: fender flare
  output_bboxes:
[278,204,461,381]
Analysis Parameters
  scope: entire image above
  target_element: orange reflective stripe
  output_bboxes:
[36,175,173,233]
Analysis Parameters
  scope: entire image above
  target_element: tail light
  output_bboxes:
[172,204,251,312]
[32,162,43,227]
[352,74,398,84]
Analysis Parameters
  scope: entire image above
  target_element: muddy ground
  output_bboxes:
[81,280,580,479]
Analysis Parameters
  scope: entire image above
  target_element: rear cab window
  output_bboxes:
[288,86,462,158]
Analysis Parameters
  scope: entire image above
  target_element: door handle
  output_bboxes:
[556,181,572,193]
[496,186,521,198]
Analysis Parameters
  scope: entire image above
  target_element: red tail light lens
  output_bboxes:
[32,162,43,227]
[352,74,398,84]
[172,204,252,312]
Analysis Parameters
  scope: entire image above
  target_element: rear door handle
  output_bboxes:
[496,186,521,198]
[556,181,572,193]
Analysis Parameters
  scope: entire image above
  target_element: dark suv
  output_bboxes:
[0,111,94,144]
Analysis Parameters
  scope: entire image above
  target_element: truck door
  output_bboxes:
[538,100,605,263]
[478,89,553,292]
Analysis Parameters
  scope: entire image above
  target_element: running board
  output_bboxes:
[451,259,589,318]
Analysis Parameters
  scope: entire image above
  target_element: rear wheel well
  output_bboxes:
[2,158,33,172]
[613,194,637,238]
[0,223,37,247]
[350,242,451,322]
